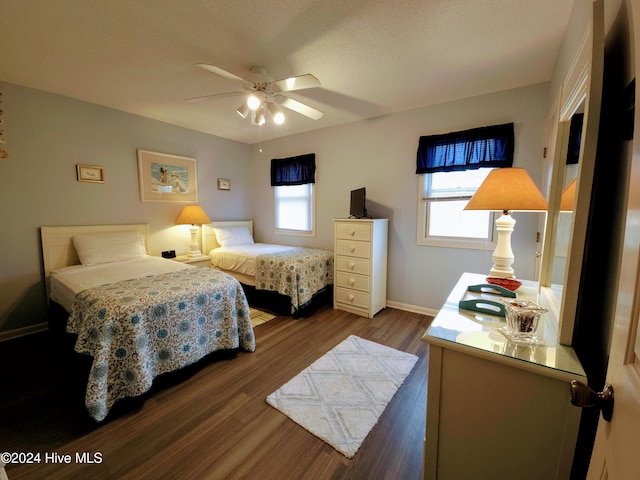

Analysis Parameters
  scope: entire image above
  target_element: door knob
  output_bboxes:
[570,380,614,421]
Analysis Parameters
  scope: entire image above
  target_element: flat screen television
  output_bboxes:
[350,187,367,218]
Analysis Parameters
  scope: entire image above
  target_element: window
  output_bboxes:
[415,123,514,248]
[275,183,314,235]
[418,169,495,247]
[271,153,316,236]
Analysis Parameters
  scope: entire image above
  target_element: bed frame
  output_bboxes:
[40,224,149,298]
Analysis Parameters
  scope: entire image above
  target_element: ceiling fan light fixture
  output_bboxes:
[236,101,250,119]
[247,94,261,110]
[274,111,285,125]
[267,102,285,125]
[255,105,266,125]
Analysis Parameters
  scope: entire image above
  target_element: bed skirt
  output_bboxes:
[240,284,333,318]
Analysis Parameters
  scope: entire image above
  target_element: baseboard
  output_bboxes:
[0,322,48,342]
[386,300,438,317]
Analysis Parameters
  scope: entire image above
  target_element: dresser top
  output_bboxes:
[423,272,586,381]
[333,218,388,222]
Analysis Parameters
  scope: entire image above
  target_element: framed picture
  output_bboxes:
[217,178,231,190]
[137,149,198,203]
[77,164,104,183]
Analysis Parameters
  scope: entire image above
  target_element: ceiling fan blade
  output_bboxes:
[185,91,245,103]
[271,74,321,92]
[275,96,323,120]
[196,64,247,83]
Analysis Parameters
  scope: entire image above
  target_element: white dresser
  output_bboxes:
[423,273,586,480]
[333,218,388,318]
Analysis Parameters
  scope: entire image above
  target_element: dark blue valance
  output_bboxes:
[416,123,514,174]
[566,113,583,165]
[271,153,316,186]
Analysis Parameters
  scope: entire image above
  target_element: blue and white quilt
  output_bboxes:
[67,267,255,421]
[254,247,334,313]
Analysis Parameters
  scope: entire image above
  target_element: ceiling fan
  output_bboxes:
[187,64,323,126]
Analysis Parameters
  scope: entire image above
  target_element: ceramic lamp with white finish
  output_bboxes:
[464,167,548,279]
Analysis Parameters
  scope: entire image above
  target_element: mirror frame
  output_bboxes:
[539,1,604,346]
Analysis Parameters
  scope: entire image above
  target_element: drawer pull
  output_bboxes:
[348,294,355,302]
[350,229,356,236]
[348,261,355,270]
[349,245,356,252]
[348,278,355,286]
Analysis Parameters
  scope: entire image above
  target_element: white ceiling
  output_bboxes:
[0,0,574,145]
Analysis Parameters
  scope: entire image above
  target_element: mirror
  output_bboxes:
[550,110,582,290]
[539,2,604,345]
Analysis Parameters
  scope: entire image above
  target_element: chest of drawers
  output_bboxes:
[333,218,388,317]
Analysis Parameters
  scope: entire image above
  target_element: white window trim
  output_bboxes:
[274,183,316,238]
[416,176,497,250]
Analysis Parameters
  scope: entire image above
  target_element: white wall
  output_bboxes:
[0,82,252,335]
[250,83,550,312]
[0,80,550,335]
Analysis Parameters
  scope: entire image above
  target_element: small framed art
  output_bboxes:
[217,178,231,190]
[76,164,104,183]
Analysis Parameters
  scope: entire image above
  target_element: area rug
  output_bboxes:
[250,307,276,327]
[266,335,418,458]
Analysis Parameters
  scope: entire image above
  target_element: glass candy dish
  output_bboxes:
[499,299,547,345]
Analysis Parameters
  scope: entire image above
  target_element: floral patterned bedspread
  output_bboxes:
[254,247,334,313]
[67,267,255,422]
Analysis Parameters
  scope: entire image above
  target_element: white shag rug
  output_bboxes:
[266,335,418,458]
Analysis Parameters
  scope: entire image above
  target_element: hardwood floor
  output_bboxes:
[2,306,432,479]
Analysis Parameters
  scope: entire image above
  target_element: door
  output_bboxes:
[587,2,640,477]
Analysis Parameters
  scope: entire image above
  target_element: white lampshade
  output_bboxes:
[254,105,266,125]
[267,102,285,124]
[236,101,250,119]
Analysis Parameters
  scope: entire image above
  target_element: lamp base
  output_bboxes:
[489,212,516,279]
[186,225,205,258]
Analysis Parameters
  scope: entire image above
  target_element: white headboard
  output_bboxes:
[40,224,149,296]
[202,220,253,253]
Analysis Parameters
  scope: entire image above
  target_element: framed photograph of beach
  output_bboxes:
[137,149,198,203]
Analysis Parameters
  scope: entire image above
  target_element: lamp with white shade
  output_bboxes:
[464,167,548,279]
[175,205,211,258]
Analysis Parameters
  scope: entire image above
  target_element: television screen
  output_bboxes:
[350,188,367,218]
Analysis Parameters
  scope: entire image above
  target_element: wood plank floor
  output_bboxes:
[2,306,432,479]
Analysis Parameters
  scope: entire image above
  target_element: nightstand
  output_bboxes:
[171,255,211,268]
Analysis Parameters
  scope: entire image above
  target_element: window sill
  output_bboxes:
[275,228,316,238]
[417,236,495,250]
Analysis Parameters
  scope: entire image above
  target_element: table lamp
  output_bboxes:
[464,168,548,279]
[176,205,211,258]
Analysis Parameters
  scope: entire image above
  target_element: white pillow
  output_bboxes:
[214,227,255,247]
[73,231,147,265]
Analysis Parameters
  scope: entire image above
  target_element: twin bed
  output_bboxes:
[202,221,334,316]
[42,224,255,422]
[41,221,333,421]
